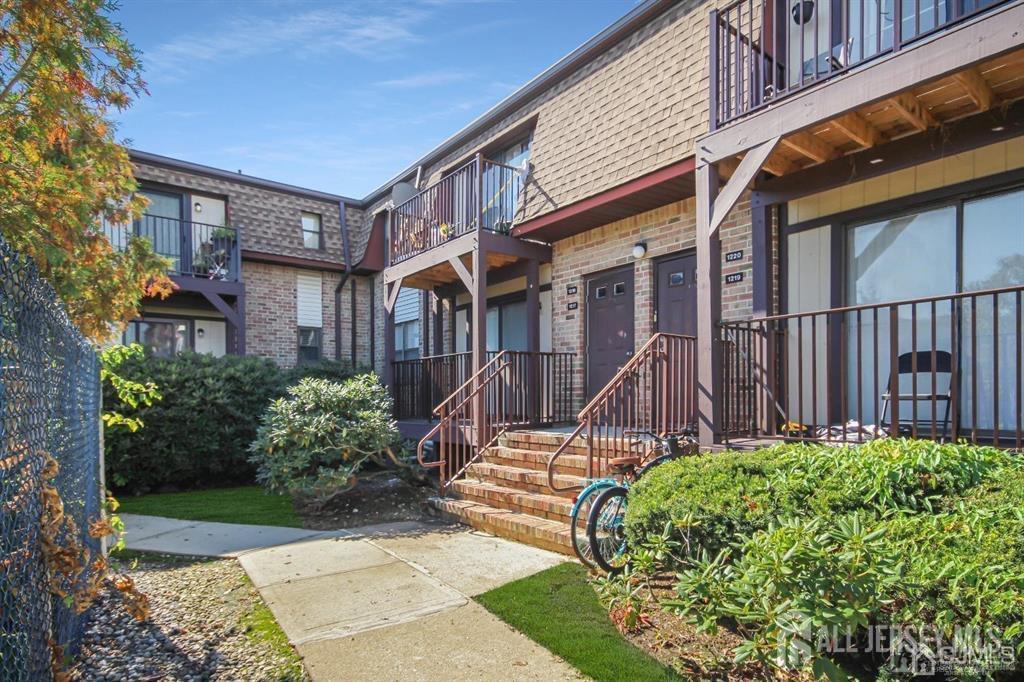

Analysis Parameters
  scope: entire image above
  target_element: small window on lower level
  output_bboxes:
[594,286,608,299]
[298,327,322,364]
[124,318,191,357]
[394,320,421,361]
[613,282,626,296]
[669,271,685,286]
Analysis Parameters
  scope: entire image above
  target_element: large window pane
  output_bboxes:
[501,301,528,351]
[845,206,956,429]
[961,189,1024,433]
[126,319,189,358]
[138,190,183,270]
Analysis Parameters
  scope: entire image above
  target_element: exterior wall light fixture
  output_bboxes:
[632,242,648,259]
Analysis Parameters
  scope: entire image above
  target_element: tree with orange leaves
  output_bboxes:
[0,0,173,341]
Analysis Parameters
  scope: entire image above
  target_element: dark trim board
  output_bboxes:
[241,249,347,272]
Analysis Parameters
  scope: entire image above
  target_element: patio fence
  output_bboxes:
[0,233,102,679]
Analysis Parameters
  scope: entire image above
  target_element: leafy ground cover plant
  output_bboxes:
[249,375,405,505]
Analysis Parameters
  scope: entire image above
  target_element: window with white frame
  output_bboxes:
[301,211,323,249]
[296,272,323,364]
[298,327,322,364]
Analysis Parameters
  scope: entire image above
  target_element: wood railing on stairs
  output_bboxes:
[546,333,698,492]
[416,350,575,494]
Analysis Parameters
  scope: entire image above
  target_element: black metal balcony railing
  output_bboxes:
[719,284,1024,448]
[104,214,241,282]
[710,0,1010,127]
[389,155,525,264]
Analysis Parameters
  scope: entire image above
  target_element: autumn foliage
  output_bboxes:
[0,0,173,340]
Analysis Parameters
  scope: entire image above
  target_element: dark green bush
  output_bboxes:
[249,375,400,500]
[103,349,366,493]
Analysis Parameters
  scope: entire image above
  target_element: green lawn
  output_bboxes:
[475,562,678,681]
[117,486,302,527]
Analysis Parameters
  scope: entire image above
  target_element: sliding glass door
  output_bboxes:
[844,187,1024,437]
[961,189,1024,434]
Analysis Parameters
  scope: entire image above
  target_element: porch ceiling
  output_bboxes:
[400,250,521,290]
[721,47,1024,181]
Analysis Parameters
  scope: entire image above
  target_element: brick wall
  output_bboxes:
[549,196,755,410]
[243,262,380,368]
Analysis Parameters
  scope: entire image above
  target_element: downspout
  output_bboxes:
[334,200,353,363]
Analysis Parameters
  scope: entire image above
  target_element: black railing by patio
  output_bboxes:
[720,284,1024,447]
[389,155,526,264]
[710,0,1011,128]
[393,352,474,420]
[104,214,241,281]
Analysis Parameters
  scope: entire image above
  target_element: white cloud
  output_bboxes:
[377,69,473,89]
[142,4,429,82]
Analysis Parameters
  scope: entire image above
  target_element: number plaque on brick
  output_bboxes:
[567,301,578,310]
[725,250,744,262]
[725,272,744,284]
[567,285,578,295]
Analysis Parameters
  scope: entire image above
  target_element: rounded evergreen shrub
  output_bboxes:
[249,375,401,501]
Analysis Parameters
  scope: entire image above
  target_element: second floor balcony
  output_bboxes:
[710,0,1012,128]
[390,155,527,264]
[105,214,242,283]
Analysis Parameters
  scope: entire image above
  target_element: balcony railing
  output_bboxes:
[389,155,526,264]
[720,284,1024,447]
[104,214,241,282]
[393,352,475,420]
[710,0,1011,127]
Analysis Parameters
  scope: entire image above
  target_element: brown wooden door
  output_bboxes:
[656,252,697,336]
[586,266,635,398]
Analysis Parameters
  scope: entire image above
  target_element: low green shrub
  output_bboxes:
[622,440,1024,678]
[103,349,366,493]
[624,448,783,555]
[249,375,400,501]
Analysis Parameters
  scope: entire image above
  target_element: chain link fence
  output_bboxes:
[0,233,102,679]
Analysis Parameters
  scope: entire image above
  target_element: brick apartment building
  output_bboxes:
[122,0,1024,549]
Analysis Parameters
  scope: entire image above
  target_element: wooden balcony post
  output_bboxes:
[526,258,541,424]
[696,161,723,447]
[475,153,485,232]
[472,238,488,447]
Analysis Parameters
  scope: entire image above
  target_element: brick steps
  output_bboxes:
[427,497,574,556]
[483,446,588,476]
[467,462,584,498]
[451,478,574,524]
[427,429,594,554]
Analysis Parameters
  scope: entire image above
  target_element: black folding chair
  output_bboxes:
[880,350,954,440]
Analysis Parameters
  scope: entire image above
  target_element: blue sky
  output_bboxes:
[113,0,636,198]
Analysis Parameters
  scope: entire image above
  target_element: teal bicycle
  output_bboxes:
[585,431,693,573]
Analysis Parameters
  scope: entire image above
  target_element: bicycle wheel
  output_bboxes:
[587,485,629,574]
[570,482,611,568]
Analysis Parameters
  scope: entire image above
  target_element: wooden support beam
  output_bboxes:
[888,92,937,131]
[384,277,403,313]
[832,111,886,148]
[780,131,840,164]
[695,162,722,448]
[382,231,476,284]
[761,154,799,177]
[448,256,475,291]
[952,67,995,112]
[710,137,780,235]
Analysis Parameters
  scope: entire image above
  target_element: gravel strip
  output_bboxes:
[73,553,306,681]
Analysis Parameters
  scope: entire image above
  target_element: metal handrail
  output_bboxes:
[546,332,697,492]
[417,350,575,494]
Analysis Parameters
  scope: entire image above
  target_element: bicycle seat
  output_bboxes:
[608,455,642,473]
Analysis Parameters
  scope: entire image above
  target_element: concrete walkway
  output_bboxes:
[123,514,581,680]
